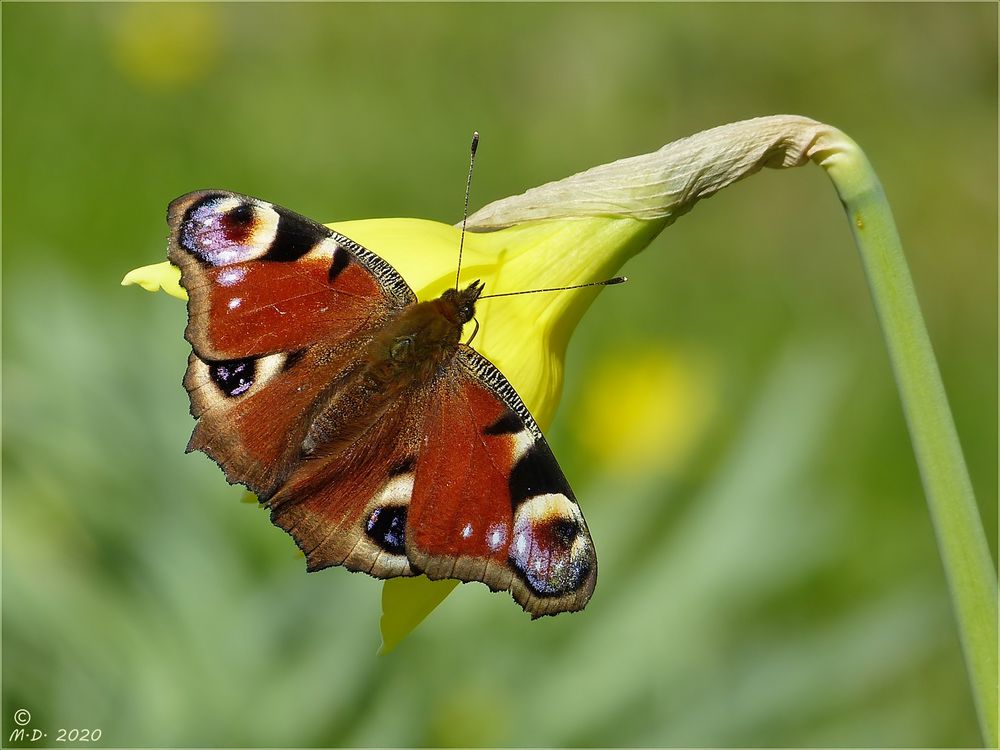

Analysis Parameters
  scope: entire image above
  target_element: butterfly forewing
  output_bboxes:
[168,190,415,361]
[169,190,414,497]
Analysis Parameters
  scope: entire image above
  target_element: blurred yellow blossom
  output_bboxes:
[109,4,219,90]
[575,347,718,475]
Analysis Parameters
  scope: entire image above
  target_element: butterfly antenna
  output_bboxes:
[456,131,479,291]
[478,276,628,300]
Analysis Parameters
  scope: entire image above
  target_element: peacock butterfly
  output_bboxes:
[167,186,597,617]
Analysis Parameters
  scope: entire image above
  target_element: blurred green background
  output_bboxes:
[3,3,996,747]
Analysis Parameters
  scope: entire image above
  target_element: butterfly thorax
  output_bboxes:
[300,281,484,457]
[362,280,484,388]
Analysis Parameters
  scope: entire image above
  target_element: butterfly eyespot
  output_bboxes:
[550,518,579,548]
[365,505,408,555]
[509,493,594,597]
[208,357,256,398]
[179,195,279,266]
[220,202,256,243]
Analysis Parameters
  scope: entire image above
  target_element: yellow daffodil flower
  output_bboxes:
[123,116,845,650]
[123,116,843,652]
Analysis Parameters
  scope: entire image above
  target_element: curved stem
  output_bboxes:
[811,130,998,747]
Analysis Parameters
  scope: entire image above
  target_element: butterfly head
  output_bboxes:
[441,280,485,325]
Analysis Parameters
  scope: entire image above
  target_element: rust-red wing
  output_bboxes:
[169,190,415,496]
[183,341,366,498]
[167,190,415,361]
[407,365,515,571]
[264,385,428,579]
[407,347,597,617]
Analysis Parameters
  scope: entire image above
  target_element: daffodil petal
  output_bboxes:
[326,218,478,300]
[121,261,186,300]
[467,216,664,427]
[379,577,458,655]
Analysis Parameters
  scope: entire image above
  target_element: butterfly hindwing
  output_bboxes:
[262,345,599,615]
[264,385,427,580]
[183,341,372,498]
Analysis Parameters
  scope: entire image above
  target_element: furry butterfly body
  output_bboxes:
[168,190,597,616]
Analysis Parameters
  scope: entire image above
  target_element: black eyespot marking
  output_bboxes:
[265,207,328,262]
[365,505,407,555]
[209,357,256,397]
[327,248,350,283]
[483,411,523,436]
[509,443,574,506]
[283,349,307,371]
[389,457,415,477]
[510,552,593,598]
[551,518,579,548]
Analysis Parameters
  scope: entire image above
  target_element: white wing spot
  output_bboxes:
[487,523,507,551]
[218,267,246,286]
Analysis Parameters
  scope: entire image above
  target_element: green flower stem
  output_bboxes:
[812,130,998,747]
